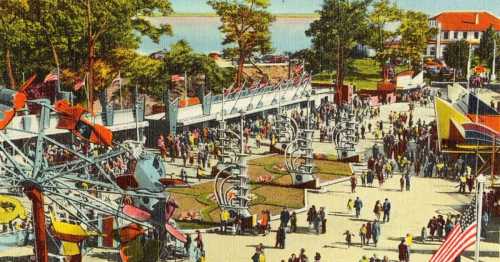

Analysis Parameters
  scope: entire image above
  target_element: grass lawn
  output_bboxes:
[169,155,352,229]
[312,58,409,90]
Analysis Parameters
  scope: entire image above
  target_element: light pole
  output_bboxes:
[491,38,496,82]
[466,43,473,89]
[240,110,245,154]
[306,92,311,130]
[474,173,486,262]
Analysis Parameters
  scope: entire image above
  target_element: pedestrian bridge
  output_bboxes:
[147,76,332,130]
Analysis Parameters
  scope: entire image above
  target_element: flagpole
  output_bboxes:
[184,71,188,100]
[466,43,472,89]
[119,71,123,110]
[135,84,140,143]
[475,174,486,262]
[57,65,61,98]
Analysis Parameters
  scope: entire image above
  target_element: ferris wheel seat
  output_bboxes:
[123,204,151,222]
[54,100,113,146]
[116,174,139,190]
[0,88,27,130]
[0,195,27,224]
[50,212,97,242]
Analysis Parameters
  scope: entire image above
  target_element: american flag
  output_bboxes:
[111,74,122,87]
[171,74,185,82]
[73,78,85,91]
[43,72,59,83]
[429,196,478,262]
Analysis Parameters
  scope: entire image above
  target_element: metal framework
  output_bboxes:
[334,107,359,159]
[0,98,178,261]
[284,130,316,186]
[213,111,251,218]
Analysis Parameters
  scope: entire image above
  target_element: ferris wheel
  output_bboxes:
[0,87,186,262]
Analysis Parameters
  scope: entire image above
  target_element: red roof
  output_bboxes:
[432,11,500,31]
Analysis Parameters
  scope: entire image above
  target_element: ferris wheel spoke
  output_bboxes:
[0,132,34,166]
[45,179,166,200]
[45,194,101,233]
[44,189,151,228]
[44,148,125,174]
[0,145,29,180]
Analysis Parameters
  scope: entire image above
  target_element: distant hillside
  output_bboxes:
[168,12,318,18]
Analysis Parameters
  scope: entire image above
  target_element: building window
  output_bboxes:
[443,31,449,39]
[474,32,479,39]
[430,47,436,56]
[463,32,468,39]
[454,32,459,39]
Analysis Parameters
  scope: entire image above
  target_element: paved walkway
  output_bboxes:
[202,176,499,262]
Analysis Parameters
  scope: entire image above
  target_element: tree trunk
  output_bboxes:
[86,0,94,114]
[249,59,265,76]
[5,48,16,89]
[236,53,245,89]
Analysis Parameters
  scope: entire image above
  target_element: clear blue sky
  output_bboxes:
[171,0,500,16]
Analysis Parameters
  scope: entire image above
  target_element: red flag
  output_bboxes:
[43,73,58,83]
[171,75,185,82]
[73,78,85,91]
[294,64,304,75]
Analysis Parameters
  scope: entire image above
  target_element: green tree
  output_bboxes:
[207,0,275,89]
[477,26,498,66]
[367,0,401,63]
[163,40,234,94]
[306,0,372,87]
[0,0,34,88]
[397,10,436,70]
[443,40,469,78]
[0,0,173,97]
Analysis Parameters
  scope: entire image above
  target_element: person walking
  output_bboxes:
[398,239,410,262]
[347,198,354,213]
[275,226,286,249]
[361,171,367,187]
[400,176,405,192]
[280,207,290,228]
[344,230,355,248]
[313,211,321,234]
[420,226,427,243]
[382,198,391,223]
[359,224,367,246]
[354,197,363,218]
[319,207,326,234]
[307,205,317,227]
[251,247,261,262]
[366,222,372,245]
[372,220,381,247]
[350,173,357,193]
[298,248,308,262]
[404,173,411,191]
[427,216,437,241]
[373,200,382,221]
[290,211,297,233]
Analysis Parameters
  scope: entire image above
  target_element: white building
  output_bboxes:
[427,11,500,59]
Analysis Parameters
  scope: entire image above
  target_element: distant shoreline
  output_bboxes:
[167,12,318,18]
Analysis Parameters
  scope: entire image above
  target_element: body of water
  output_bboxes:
[139,17,314,55]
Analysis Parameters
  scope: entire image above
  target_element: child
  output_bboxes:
[347,198,354,213]
[343,230,355,248]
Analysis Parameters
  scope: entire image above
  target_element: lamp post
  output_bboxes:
[474,173,486,262]
[240,110,245,154]
[306,92,311,130]
[491,39,496,82]
[466,43,473,89]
